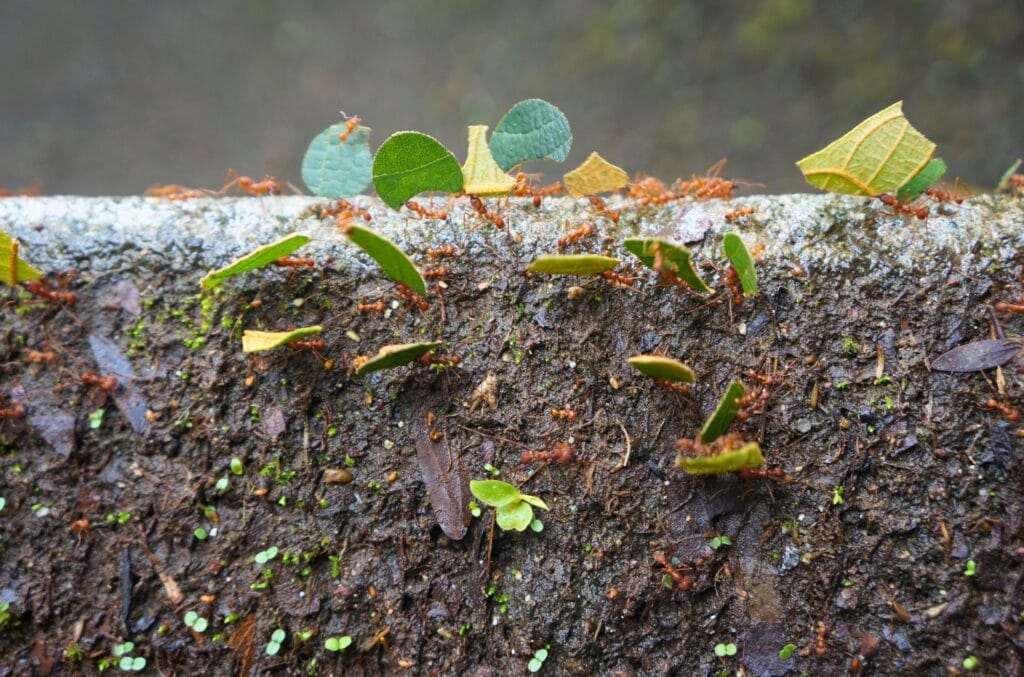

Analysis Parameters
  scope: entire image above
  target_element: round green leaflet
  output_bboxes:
[345,223,426,296]
[354,341,442,376]
[301,123,373,198]
[489,98,573,172]
[626,355,695,383]
[371,131,464,210]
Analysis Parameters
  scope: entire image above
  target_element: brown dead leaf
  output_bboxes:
[227,615,257,677]
[563,151,629,197]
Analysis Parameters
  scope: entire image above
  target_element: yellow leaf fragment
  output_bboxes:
[242,326,323,353]
[461,125,516,197]
[796,101,935,196]
[563,151,629,198]
[0,230,43,286]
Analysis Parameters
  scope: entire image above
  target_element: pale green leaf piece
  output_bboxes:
[0,230,43,286]
[526,254,620,276]
[345,223,426,296]
[301,123,373,198]
[200,234,310,290]
[997,158,1022,192]
[796,101,936,196]
[677,441,764,475]
[700,380,746,444]
[462,125,516,197]
[897,157,946,202]
[520,493,549,511]
[354,341,442,376]
[469,479,522,508]
[627,355,696,383]
[489,99,573,172]
[372,131,464,210]
[722,233,758,296]
[496,500,534,532]
[242,325,323,353]
[622,237,712,293]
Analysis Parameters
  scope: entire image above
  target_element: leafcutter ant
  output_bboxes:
[144,184,207,200]
[218,170,284,196]
[273,256,315,268]
[338,115,362,142]
[422,266,448,280]
[426,245,459,259]
[984,398,1020,422]
[357,301,386,313]
[405,201,448,220]
[587,196,620,224]
[724,206,755,222]
[878,194,929,220]
[395,283,429,311]
[558,222,595,249]
[24,279,76,305]
[469,195,505,229]
[600,270,635,287]
[419,353,460,368]
[520,441,574,464]
[652,552,693,591]
[550,408,576,421]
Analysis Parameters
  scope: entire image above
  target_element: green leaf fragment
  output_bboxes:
[372,131,463,209]
[496,500,534,531]
[469,479,523,508]
[897,157,946,202]
[0,230,43,286]
[722,233,758,296]
[622,237,712,293]
[796,101,936,196]
[489,98,573,172]
[354,341,442,375]
[997,158,1021,192]
[241,325,323,353]
[301,123,373,198]
[200,234,310,290]
[520,493,550,511]
[700,380,746,444]
[678,441,763,474]
[462,125,516,197]
[526,254,620,276]
[627,355,695,383]
[345,223,426,296]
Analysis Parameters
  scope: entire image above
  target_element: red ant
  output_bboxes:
[587,196,620,224]
[521,441,574,464]
[655,379,689,395]
[814,622,828,657]
[0,180,43,197]
[25,350,59,364]
[996,301,1024,315]
[316,199,372,231]
[676,432,749,460]
[984,398,1020,422]
[674,160,737,200]
[878,194,929,220]
[652,552,693,591]
[725,266,744,306]
[419,353,461,367]
[736,466,790,481]
[405,201,448,220]
[144,184,207,200]
[629,176,677,206]
[0,399,25,419]
[469,195,505,229]
[24,279,76,304]
[558,222,595,249]
[724,206,755,222]
[600,270,635,288]
[288,338,325,351]
[81,373,118,391]
[422,266,448,280]
[218,170,284,196]
[513,173,562,207]
[338,115,362,142]
[273,256,315,268]
[395,283,429,311]
[648,242,693,291]
[426,245,459,259]
[1008,174,1024,194]
[550,408,576,421]
[357,301,386,312]
[925,185,965,205]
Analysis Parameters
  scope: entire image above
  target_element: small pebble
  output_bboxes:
[324,468,354,484]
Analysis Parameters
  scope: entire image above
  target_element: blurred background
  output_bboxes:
[1,0,1021,195]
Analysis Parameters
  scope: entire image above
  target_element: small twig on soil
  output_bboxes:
[610,421,632,473]
[361,626,391,653]
[136,523,183,608]
[482,511,496,582]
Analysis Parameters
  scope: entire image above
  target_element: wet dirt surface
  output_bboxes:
[1,195,1024,675]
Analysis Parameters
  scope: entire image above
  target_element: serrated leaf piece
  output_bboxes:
[301,123,373,198]
[346,224,426,296]
[627,355,695,383]
[354,341,441,375]
[200,234,310,290]
[526,254,620,276]
[563,151,629,197]
[622,237,712,293]
[462,125,516,197]
[700,380,746,444]
[722,233,758,296]
[796,101,935,196]
[897,158,946,202]
[372,131,463,209]
[677,441,763,475]
[489,99,572,172]
[0,231,43,286]
[242,326,323,353]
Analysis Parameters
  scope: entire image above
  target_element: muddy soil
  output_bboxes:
[1,195,1023,675]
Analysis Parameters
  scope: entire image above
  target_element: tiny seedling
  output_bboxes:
[714,642,738,657]
[778,643,797,659]
[483,463,500,477]
[324,636,352,652]
[470,479,549,532]
[710,535,732,550]
[184,610,208,633]
[119,656,146,672]
[530,518,544,532]
[214,477,229,493]
[963,559,977,577]
[112,642,134,657]
[526,254,621,276]
[194,527,208,540]
[832,486,845,505]
[230,457,244,475]
[527,646,550,673]
[265,628,286,656]
[89,408,105,430]
[200,234,310,290]
[962,655,979,671]
[469,501,482,518]
[241,326,323,353]
[372,131,463,209]
[353,341,443,375]
[254,546,279,564]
